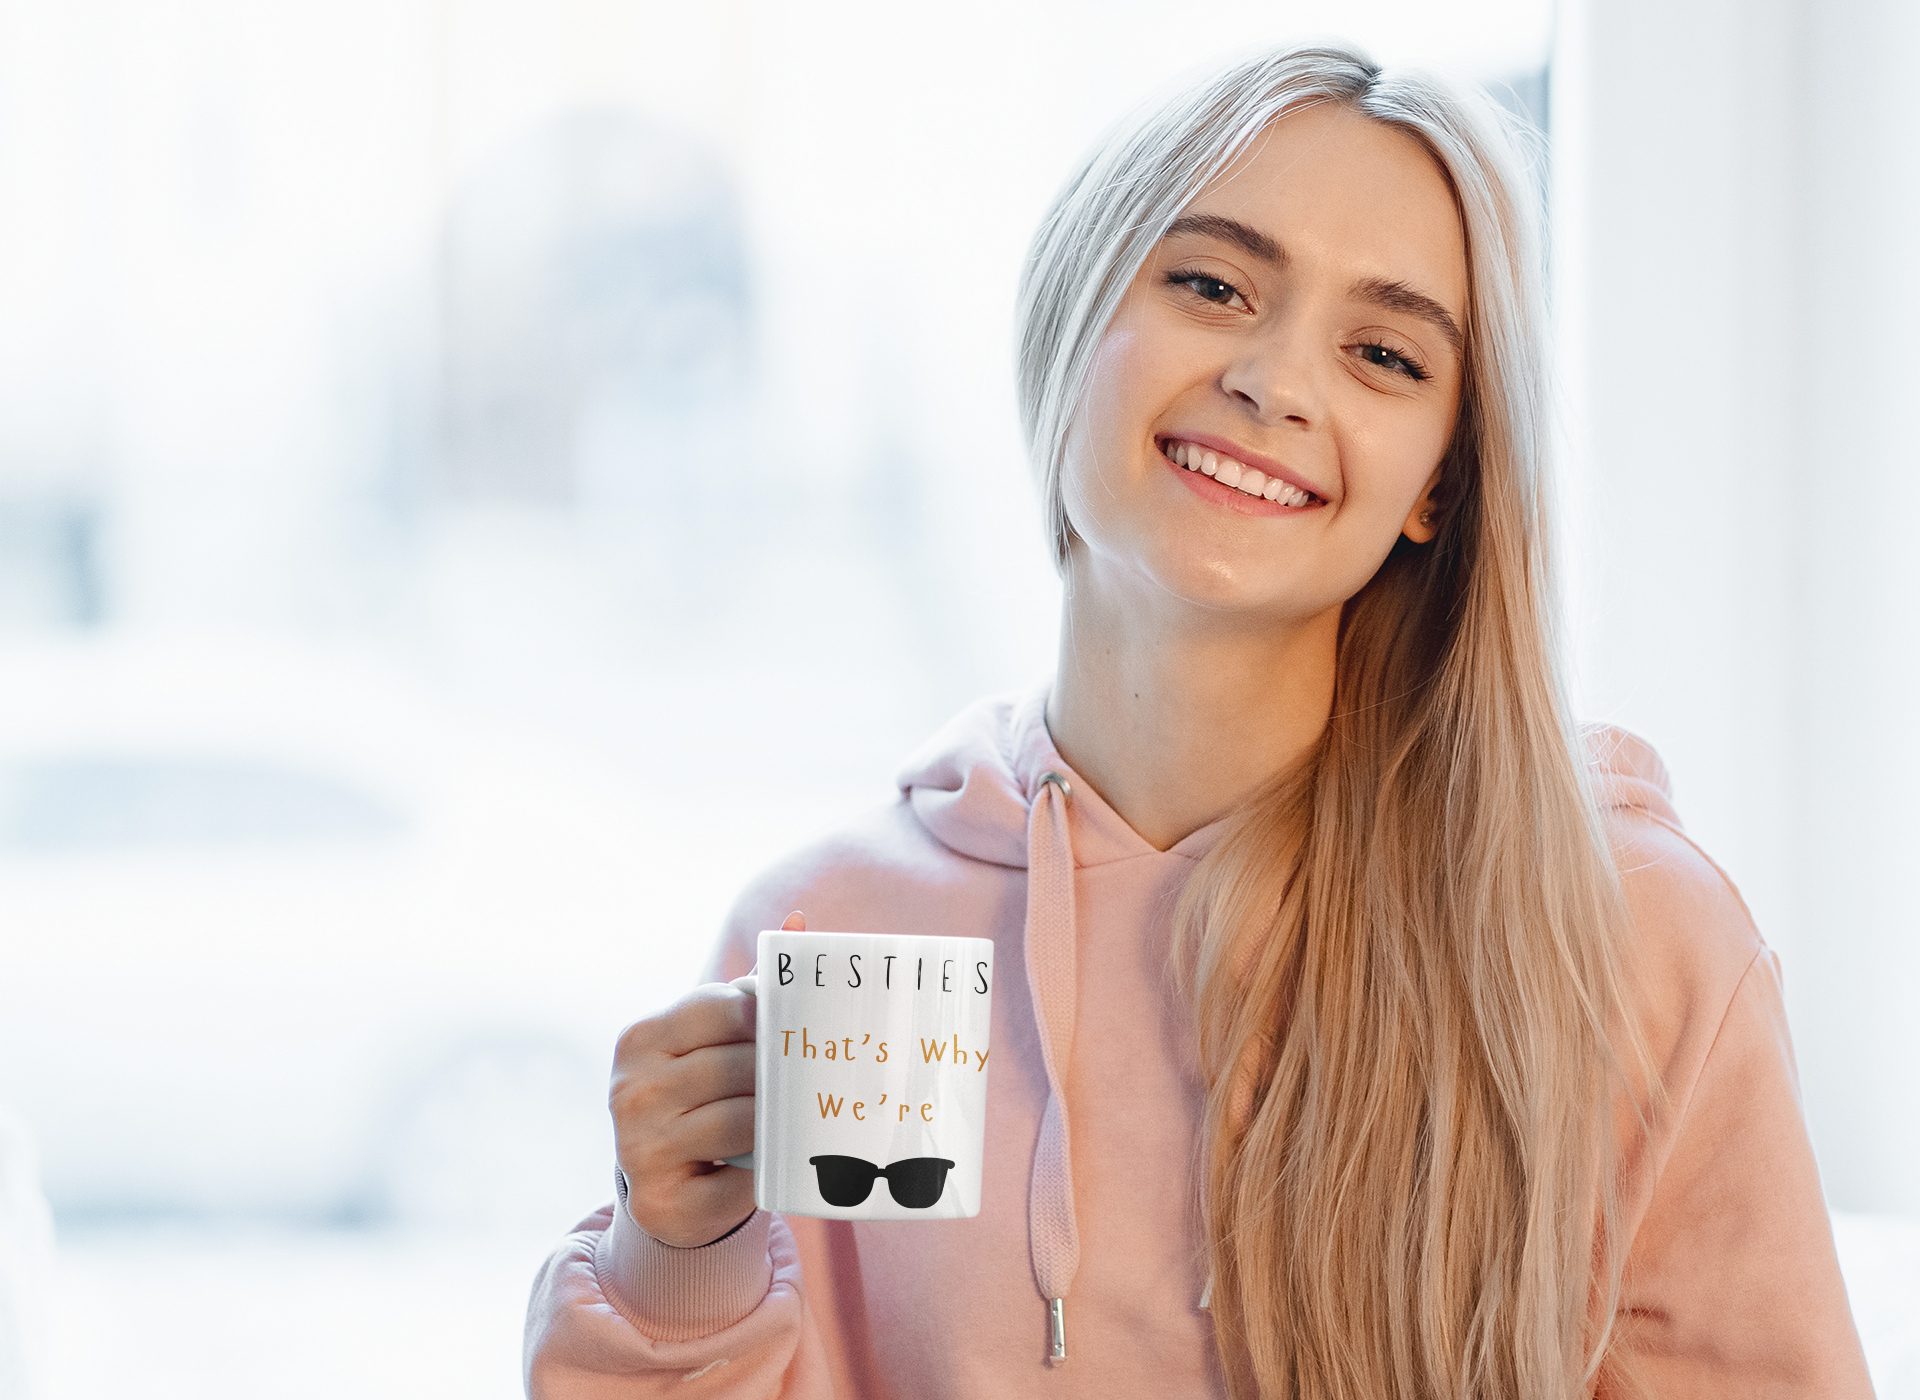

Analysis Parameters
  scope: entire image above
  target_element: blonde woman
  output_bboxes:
[527,44,1871,1398]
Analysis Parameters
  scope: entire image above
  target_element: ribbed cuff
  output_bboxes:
[598,1200,775,1343]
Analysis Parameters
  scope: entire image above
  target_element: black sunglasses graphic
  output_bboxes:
[808,1155,956,1209]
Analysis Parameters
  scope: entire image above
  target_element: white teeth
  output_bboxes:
[1169,438,1314,504]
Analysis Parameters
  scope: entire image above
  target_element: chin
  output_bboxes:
[1159,542,1370,621]
[1146,556,1299,618]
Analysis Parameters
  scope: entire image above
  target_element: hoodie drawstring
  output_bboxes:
[1024,770,1079,1364]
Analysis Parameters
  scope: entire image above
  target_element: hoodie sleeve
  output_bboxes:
[524,888,858,1397]
[1586,751,1874,1400]
[523,1200,839,1399]
[1601,947,1873,1396]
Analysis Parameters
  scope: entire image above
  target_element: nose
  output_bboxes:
[1218,313,1323,427]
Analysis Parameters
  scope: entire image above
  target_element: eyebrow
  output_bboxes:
[1162,212,1285,265]
[1350,276,1465,356]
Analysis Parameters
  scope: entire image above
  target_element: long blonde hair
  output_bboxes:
[1015,45,1641,1399]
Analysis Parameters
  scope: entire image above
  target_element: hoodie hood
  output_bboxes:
[1586,723,1684,827]
[891,694,1669,863]
[893,691,1043,869]
[897,688,1209,870]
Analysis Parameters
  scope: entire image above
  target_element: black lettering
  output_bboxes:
[975,961,990,993]
[778,953,793,986]
[848,954,862,988]
[942,959,954,991]
[917,957,923,989]
[814,953,826,987]
[884,955,896,988]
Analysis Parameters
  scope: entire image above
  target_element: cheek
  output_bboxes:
[1058,326,1153,517]
[1350,394,1458,511]
[1057,413,1118,551]
[1077,323,1151,443]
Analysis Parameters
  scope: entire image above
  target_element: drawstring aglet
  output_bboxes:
[1048,1297,1067,1363]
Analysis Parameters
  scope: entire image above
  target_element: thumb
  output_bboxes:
[780,910,806,932]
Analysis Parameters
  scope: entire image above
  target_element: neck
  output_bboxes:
[1045,558,1338,852]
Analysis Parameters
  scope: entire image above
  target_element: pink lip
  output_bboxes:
[1160,432,1331,503]
[1165,460,1299,516]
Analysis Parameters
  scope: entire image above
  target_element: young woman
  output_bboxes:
[526,44,1871,1399]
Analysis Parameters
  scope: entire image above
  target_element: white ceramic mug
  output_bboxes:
[727,930,994,1220]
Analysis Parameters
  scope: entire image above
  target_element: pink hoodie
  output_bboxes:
[525,688,1872,1398]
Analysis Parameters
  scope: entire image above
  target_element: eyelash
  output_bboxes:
[1164,267,1248,309]
[1355,340,1431,382]
[1163,266,1433,384]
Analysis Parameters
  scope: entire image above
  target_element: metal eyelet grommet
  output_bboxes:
[1037,770,1072,802]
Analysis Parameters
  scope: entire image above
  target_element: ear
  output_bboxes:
[1401,466,1444,545]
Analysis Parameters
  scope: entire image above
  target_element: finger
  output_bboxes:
[621,984,756,1060]
[610,1041,753,1151]
[624,1093,754,1180]
[781,910,806,931]
[680,1165,755,1222]
[652,1040,755,1110]
[622,1139,756,1247]
[672,1093,756,1164]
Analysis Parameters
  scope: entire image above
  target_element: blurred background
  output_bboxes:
[0,0,1911,1395]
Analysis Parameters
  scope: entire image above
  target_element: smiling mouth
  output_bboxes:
[1162,438,1321,507]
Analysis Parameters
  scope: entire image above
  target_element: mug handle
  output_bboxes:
[721,969,757,1171]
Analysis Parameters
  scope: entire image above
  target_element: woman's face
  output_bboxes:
[1061,102,1469,626]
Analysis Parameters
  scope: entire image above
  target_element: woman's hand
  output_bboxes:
[608,912,801,1247]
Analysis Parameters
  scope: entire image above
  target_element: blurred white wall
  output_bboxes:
[1553,0,1920,1213]
[0,1107,54,1399]
[0,0,1555,1231]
